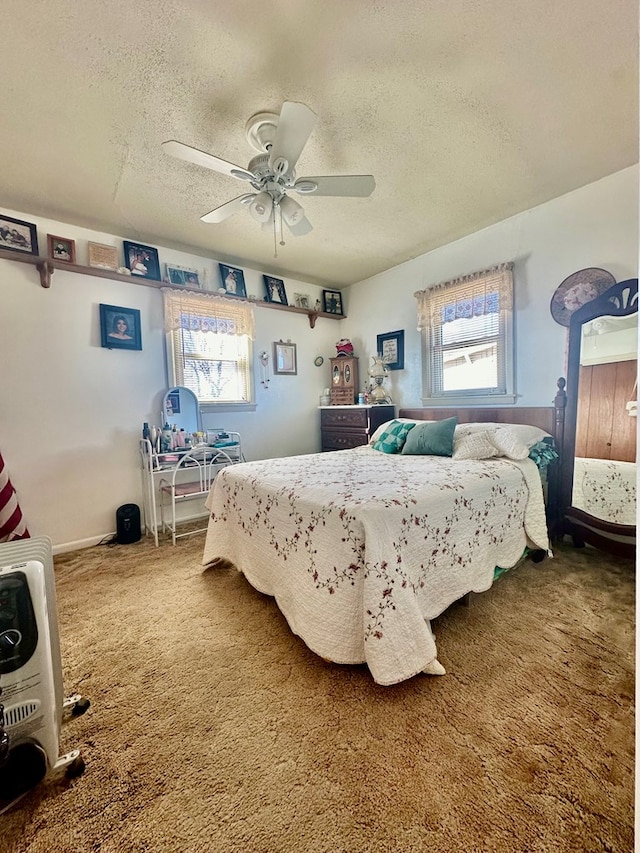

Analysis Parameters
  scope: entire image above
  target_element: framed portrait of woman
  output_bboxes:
[99,304,142,351]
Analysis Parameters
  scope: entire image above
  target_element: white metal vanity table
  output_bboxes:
[139,387,242,545]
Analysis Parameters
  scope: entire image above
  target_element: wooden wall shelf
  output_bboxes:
[0,248,344,328]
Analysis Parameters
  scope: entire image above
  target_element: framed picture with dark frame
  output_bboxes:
[0,213,38,256]
[377,329,405,370]
[218,263,247,297]
[99,304,142,351]
[273,341,297,375]
[322,289,343,315]
[123,240,161,281]
[47,234,76,264]
[263,275,288,306]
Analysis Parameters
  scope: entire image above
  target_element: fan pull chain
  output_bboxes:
[273,210,278,258]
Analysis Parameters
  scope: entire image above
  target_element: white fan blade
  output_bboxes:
[294,175,375,197]
[162,140,254,181]
[268,102,317,173]
[285,214,313,237]
[200,194,255,223]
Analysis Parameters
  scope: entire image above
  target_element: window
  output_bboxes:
[415,263,514,405]
[163,289,255,405]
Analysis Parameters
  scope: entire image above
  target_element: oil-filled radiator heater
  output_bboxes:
[0,536,89,813]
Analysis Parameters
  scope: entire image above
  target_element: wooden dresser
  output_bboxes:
[320,405,395,451]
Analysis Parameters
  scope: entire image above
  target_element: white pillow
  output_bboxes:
[454,422,551,449]
[453,426,530,461]
[453,430,500,460]
[369,418,432,444]
[490,427,530,460]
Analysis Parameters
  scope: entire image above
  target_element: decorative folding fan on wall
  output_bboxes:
[162,101,375,244]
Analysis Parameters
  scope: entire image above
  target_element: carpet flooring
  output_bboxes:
[0,533,634,853]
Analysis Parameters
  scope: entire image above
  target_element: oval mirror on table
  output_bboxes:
[560,278,638,557]
[162,386,201,436]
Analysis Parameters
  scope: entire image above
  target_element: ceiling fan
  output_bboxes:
[161,101,375,247]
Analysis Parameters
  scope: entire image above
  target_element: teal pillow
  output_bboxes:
[371,420,416,454]
[401,417,458,456]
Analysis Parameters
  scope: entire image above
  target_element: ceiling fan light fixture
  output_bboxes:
[293,180,318,194]
[249,191,273,222]
[280,195,305,226]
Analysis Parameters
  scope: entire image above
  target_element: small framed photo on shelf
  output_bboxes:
[264,275,288,305]
[165,264,200,287]
[99,304,142,351]
[294,293,310,309]
[123,240,161,281]
[219,263,247,297]
[47,234,76,264]
[273,341,297,375]
[322,289,343,315]
[0,213,38,256]
[377,329,405,370]
[88,241,119,270]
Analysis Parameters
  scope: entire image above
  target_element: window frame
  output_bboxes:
[418,264,516,406]
[164,289,256,410]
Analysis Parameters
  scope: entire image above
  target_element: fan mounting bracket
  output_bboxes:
[245,111,280,153]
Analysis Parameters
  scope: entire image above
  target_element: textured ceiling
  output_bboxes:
[1,1,637,287]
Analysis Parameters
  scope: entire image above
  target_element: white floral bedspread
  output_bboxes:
[203,446,549,685]
[572,457,637,525]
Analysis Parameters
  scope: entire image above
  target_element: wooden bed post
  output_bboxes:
[548,377,567,539]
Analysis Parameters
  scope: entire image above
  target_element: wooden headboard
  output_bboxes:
[398,380,567,447]
[399,380,568,536]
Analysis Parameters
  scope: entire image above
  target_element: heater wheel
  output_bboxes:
[63,693,91,719]
[65,754,85,779]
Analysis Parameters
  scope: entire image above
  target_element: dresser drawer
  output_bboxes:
[321,408,369,429]
[321,430,369,451]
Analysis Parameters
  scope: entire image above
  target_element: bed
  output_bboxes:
[572,457,637,525]
[202,402,564,686]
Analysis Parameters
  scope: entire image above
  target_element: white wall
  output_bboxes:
[0,212,341,551]
[345,165,639,408]
[1,165,637,551]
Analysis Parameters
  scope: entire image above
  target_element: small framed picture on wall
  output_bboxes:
[0,213,38,256]
[322,290,343,315]
[123,240,161,281]
[377,330,405,370]
[99,304,142,351]
[47,234,76,264]
[218,263,247,297]
[263,275,288,305]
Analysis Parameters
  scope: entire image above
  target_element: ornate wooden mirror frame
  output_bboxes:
[560,278,638,557]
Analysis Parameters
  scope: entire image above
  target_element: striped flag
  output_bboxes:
[0,452,29,542]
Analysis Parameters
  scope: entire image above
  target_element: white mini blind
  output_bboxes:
[163,289,255,404]
[415,263,514,400]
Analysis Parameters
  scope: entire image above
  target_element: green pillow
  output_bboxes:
[401,417,458,456]
[371,420,416,454]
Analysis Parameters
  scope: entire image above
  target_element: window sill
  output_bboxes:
[200,402,257,413]
[422,394,517,407]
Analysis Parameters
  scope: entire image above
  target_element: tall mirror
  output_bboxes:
[560,278,638,557]
[162,386,201,435]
